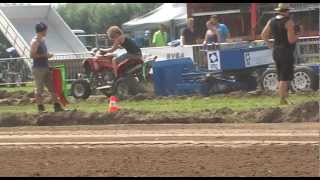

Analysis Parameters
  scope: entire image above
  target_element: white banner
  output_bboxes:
[141,46,194,60]
[115,46,194,61]
[244,49,273,68]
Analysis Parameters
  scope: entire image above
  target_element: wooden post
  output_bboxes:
[250,3,257,40]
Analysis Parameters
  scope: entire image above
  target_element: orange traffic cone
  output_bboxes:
[108,96,120,113]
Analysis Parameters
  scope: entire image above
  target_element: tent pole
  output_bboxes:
[170,20,175,42]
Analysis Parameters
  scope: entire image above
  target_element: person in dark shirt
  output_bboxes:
[99,26,142,77]
[261,3,299,105]
[180,18,197,46]
[30,22,64,113]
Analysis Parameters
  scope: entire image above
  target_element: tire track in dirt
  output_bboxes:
[0,123,318,176]
[0,124,318,147]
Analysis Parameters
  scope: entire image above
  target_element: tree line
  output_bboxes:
[56,3,162,34]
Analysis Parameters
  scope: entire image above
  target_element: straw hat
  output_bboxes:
[274,3,294,11]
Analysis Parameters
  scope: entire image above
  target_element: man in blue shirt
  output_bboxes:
[210,15,230,43]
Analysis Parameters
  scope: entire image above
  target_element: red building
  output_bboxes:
[187,3,319,41]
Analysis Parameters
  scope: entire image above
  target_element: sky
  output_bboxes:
[2,3,65,7]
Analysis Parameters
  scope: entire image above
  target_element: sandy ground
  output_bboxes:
[0,123,319,177]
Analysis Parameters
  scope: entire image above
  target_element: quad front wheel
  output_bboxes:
[71,79,91,99]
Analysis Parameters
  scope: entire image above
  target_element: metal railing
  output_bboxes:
[52,52,92,61]
[75,33,109,50]
[0,52,94,86]
[191,36,320,67]
[295,36,320,64]
[0,57,32,85]
[48,53,93,80]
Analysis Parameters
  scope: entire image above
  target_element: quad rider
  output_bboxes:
[97,26,142,78]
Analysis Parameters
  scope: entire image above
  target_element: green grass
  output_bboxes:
[0,83,35,92]
[0,82,71,93]
[118,94,319,112]
[0,94,318,114]
[0,82,318,113]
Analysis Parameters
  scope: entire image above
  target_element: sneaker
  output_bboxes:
[53,103,64,112]
[280,98,289,105]
[37,104,47,113]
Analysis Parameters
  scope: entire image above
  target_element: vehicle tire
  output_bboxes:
[114,78,131,100]
[235,75,257,91]
[261,69,278,92]
[115,76,140,100]
[71,79,91,99]
[291,67,318,92]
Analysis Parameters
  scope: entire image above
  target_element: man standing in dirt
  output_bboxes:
[261,3,299,105]
[30,22,64,113]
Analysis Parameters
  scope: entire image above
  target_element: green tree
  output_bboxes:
[56,3,162,34]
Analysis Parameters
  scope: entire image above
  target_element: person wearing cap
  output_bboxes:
[261,3,299,105]
[209,15,230,43]
[30,22,64,113]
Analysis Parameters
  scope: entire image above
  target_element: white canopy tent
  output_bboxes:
[122,3,187,41]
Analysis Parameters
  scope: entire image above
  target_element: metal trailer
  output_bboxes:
[0,4,90,84]
[149,36,320,96]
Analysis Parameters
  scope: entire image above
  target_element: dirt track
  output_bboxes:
[0,123,319,177]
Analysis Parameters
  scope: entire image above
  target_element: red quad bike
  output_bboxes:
[71,49,155,100]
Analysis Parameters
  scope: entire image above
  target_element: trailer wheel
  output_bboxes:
[71,79,91,99]
[261,69,278,92]
[291,67,318,92]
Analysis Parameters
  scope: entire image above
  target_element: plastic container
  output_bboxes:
[152,58,194,96]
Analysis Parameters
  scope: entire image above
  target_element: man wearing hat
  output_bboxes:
[30,22,64,113]
[261,3,299,105]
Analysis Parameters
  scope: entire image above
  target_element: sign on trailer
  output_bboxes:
[244,49,273,68]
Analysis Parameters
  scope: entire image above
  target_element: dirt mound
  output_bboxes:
[0,113,37,127]
[0,90,53,105]
[256,107,283,123]
[250,101,319,123]
[0,100,318,127]
[0,90,10,99]
[284,101,319,122]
